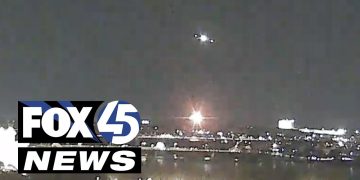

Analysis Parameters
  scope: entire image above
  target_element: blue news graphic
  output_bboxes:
[17,100,142,173]
[96,100,141,144]
[18,100,141,145]
[22,101,99,142]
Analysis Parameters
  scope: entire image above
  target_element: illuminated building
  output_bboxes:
[278,119,295,129]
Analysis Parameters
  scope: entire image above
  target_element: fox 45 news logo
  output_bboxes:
[18,100,141,173]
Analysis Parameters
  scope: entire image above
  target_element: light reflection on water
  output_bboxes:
[1,151,359,180]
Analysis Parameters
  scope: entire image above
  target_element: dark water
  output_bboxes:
[2,151,359,180]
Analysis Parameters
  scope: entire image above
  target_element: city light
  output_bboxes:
[299,128,347,136]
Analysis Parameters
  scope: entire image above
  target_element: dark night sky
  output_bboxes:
[0,1,359,129]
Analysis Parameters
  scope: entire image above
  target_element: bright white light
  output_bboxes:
[199,35,209,42]
[278,119,295,129]
[0,126,29,170]
[189,111,203,124]
[299,128,347,136]
[337,128,346,135]
[154,142,166,151]
[141,119,150,125]
[338,141,345,147]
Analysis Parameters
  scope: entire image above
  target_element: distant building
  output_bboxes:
[278,119,295,130]
[299,128,346,136]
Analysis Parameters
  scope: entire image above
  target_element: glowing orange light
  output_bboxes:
[189,111,203,124]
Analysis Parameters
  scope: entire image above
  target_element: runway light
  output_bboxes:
[189,111,203,124]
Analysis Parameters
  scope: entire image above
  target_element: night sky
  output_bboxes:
[0,1,359,129]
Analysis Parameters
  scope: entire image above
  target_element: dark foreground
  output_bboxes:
[1,151,359,180]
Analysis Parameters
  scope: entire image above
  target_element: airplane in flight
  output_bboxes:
[194,33,215,43]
